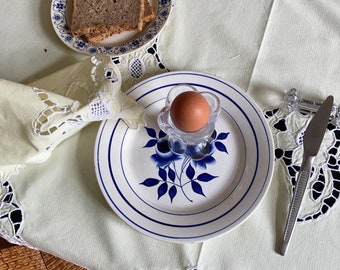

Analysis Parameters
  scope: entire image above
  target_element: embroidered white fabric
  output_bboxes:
[0,55,146,244]
[0,41,169,246]
[264,90,340,223]
[112,38,170,92]
[0,55,144,168]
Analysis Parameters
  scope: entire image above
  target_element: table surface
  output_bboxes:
[0,1,339,270]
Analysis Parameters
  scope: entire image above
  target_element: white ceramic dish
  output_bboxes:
[94,71,274,242]
[51,0,173,55]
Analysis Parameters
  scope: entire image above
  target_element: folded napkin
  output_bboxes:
[0,56,144,178]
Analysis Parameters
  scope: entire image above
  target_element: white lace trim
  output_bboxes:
[0,176,32,247]
[265,106,340,223]
[111,38,170,91]
[129,57,146,79]
[32,87,83,137]
[89,93,112,120]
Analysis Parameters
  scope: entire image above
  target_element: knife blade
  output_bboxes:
[280,95,334,256]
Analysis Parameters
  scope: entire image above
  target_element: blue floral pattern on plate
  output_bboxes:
[141,128,229,203]
[51,0,173,55]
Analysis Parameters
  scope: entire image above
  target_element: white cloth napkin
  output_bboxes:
[0,55,144,178]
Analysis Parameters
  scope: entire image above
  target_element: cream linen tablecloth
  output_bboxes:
[1,1,339,270]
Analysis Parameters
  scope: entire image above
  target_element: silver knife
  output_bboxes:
[280,95,334,256]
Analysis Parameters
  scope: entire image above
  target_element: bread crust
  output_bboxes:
[70,0,150,42]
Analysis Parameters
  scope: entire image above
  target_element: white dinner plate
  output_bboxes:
[94,71,274,242]
[51,0,173,55]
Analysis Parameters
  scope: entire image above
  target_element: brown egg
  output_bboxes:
[170,91,210,133]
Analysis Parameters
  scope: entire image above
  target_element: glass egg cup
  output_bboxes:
[158,84,221,160]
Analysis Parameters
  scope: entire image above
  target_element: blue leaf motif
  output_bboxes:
[186,164,195,180]
[140,178,160,187]
[151,154,168,166]
[159,130,167,138]
[217,132,229,140]
[193,155,216,169]
[169,185,177,202]
[145,127,157,138]
[151,154,178,168]
[168,167,176,182]
[158,182,168,199]
[215,141,228,154]
[191,181,205,197]
[158,168,167,181]
[143,139,158,148]
[197,173,217,182]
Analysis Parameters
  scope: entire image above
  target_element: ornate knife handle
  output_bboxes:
[280,155,314,255]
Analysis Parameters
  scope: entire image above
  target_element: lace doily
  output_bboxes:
[111,38,170,92]
[0,174,30,247]
[265,89,340,223]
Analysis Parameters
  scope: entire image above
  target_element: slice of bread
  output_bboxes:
[143,0,155,23]
[71,0,145,38]
[85,0,155,43]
